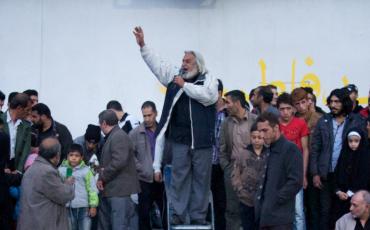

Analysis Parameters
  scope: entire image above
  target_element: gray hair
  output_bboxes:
[184,50,208,75]
[355,190,370,204]
[99,109,118,126]
[39,137,61,160]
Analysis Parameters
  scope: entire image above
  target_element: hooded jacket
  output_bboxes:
[58,160,99,208]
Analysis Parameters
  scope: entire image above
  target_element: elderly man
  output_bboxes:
[133,26,218,225]
[335,190,370,230]
[17,137,75,230]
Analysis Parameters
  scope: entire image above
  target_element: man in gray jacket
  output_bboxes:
[18,137,75,230]
[97,109,141,230]
[130,101,166,230]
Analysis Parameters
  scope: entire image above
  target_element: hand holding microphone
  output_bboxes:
[173,68,186,88]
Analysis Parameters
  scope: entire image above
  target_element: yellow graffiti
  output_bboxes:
[159,84,167,94]
[300,73,321,95]
[259,59,267,86]
[259,57,368,105]
[270,81,287,93]
[341,76,349,86]
[305,57,314,66]
[291,59,296,89]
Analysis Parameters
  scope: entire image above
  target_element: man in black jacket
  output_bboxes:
[255,112,303,230]
[308,88,367,230]
[31,103,73,161]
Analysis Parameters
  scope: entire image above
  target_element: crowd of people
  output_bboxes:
[0,26,369,230]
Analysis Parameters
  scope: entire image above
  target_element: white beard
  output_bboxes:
[182,68,199,80]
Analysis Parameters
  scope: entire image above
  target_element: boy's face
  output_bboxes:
[251,130,264,148]
[68,151,83,167]
[278,103,294,122]
[294,98,309,115]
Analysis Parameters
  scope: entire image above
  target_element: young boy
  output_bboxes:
[277,92,309,230]
[231,123,268,230]
[59,143,98,230]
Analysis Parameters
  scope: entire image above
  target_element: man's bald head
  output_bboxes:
[39,137,61,161]
[353,190,370,204]
[350,190,370,219]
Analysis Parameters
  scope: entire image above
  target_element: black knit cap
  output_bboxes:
[346,84,358,93]
[84,124,101,143]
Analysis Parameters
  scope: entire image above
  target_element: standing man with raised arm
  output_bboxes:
[133,26,218,225]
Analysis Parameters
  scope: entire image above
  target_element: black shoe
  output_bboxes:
[171,215,183,226]
[190,219,207,225]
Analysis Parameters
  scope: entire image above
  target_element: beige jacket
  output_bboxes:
[219,111,257,171]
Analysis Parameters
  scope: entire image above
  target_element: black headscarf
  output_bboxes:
[334,127,370,192]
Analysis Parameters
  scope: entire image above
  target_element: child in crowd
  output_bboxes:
[231,123,269,230]
[24,131,39,171]
[333,128,370,222]
[59,144,99,230]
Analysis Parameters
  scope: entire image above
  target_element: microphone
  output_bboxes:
[171,68,186,89]
[66,167,73,178]
[178,68,186,77]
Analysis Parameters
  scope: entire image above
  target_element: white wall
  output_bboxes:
[1,0,369,137]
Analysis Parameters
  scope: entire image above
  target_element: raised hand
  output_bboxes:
[133,26,145,48]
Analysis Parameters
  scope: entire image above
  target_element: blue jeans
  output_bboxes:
[69,207,91,230]
[293,189,306,230]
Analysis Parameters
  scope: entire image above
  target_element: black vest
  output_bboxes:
[156,74,216,149]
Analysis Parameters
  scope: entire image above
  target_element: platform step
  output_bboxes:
[171,224,212,230]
